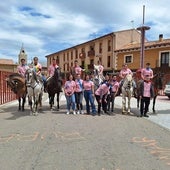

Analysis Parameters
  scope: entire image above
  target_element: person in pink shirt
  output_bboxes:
[95,80,112,116]
[71,60,85,78]
[17,58,29,77]
[141,63,154,80]
[119,64,133,79]
[107,75,119,113]
[75,74,84,114]
[118,64,136,95]
[83,74,96,115]
[64,74,76,115]
[139,75,154,117]
[94,60,104,83]
[48,58,59,77]
[47,58,62,92]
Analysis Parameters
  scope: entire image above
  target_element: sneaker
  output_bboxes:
[66,111,70,115]
[80,110,84,114]
[144,114,149,117]
[77,111,80,114]
[73,111,76,115]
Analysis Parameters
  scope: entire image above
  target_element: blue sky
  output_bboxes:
[0,0,170,64]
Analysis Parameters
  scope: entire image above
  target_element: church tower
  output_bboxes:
[18,44,27,64]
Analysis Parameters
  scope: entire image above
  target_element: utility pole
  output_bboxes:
[137,5,150,68]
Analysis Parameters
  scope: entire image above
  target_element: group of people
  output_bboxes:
[64,61,154,117]
[17,57,155,117]
[64,72,119,116]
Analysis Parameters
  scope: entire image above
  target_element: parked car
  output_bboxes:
[164,81,170,99]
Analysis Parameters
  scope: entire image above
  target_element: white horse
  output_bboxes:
[121,74,133,114]
[25,68,43,116]
[93,64,104,85]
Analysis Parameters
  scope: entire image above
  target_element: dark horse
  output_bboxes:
[46,67,62,110]
[6,73,27,111]
[136,72,163,113]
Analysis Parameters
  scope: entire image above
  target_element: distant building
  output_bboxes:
[115,34,170,73]
[45,29,141,75]
[0,59,17,72]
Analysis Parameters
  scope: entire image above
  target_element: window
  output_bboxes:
[107,56,111,67]
[71,51,73,60]
[63,53,65,61]
[75,50,78,59]
[108,40,111,51]
[67,52,69,61]
[99,42,102,53]
[89,44,95,51]
[125,55,132,63]
[161,52,169,66]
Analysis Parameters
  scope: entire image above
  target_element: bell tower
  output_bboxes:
[18,43,27,64]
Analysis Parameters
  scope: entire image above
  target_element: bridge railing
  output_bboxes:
[0,71,16,105]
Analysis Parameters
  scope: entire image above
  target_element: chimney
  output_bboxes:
[159,34,163,41]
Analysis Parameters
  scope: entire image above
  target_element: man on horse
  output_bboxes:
[141,62,153,80]
[47,58,62,92]
[71,60,85,78]
[94,60,105,82]
[118,64,136,95]
[31,56,46,90]
[17,58,29,77]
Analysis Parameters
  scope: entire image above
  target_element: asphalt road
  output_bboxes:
[0,93,170,170]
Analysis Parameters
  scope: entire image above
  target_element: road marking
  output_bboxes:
[132,137,170,166]
[53,131,85,141]
[0,134,15,143]
[16,132,39,141]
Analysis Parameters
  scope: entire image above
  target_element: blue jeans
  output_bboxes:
[84,90,96,115]
[65,93,76,111]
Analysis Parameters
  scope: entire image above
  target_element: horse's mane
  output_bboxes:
[6,73,26,95]
[8,73,25,84]
[9,73,23,79]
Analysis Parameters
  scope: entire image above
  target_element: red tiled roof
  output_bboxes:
[0,59,14,64]
[115,39,170,52]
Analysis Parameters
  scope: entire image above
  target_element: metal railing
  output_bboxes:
[0,71,16,105]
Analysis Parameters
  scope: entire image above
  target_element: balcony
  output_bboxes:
[88,50,95,57]
[154,60,170,73]
[79,52,86,59]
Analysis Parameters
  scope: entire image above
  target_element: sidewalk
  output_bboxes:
[1,94,170,130]
[114,95,170,130]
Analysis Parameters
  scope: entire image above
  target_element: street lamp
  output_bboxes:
[137,5,150,68]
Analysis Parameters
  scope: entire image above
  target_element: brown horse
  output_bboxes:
[46,67,62,110]
[6,73,27,111]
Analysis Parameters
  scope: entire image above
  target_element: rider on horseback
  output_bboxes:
[118,64,136,96]
[48,58,63,92]
[31,56,47,92]
[17,58,29,77]
[94,60,104,81]
[141,63,153,80]
[71,60,85,79]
